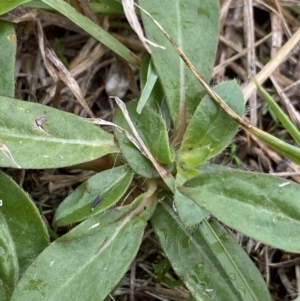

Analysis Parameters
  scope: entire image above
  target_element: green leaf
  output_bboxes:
[255,80,300,147]
[0,0,31,14]
[137,58,158,113]
[153,259,183,288]
[95,0,124,14]
[0,217,18,301]
[249,126,300,165]
[174,189,207,227]
[11,210,146,301]
[289,6,300,13]
[139,0,220,127]
[24,1,123,14]
[179,169,300,252]
[151,200,271,301]
[0,96,118,169]
[114,134,158,178]
[174,170,208,227]
[128,179,158,222]
[178,80,245,170]
[41,0,140,67]
[175,165,232,227]
[53,166,134,227]
[131,103,174,164]
[114,102,173,178]
[0,171,49,287]
[139,55,172,127]
[0,21,16,97]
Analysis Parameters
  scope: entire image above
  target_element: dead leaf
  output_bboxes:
[35,21,94,117]
[122,0,165,52]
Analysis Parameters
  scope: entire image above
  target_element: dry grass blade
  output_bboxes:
[69,0,99,24]
[0,6,38,23]
[83,117,143,155]
[270,76,300,128]
[122,0,151,53]
[243,27,300,100]
[38,9,86,35]
[112,97,173,181]
[70,39,107,78]
[136,3,300,153]
[0,141,20,168]
[3,0,299,299]
[214,32,272,76]
[135,4,254,132]
[243,0,257,125]
[122,0,165,52]
[36,21,94,117]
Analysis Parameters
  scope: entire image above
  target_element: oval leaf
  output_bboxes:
[0,171,49,279]
[11,209,146,301]
[179,170,300,252]
[53,166,134,227]
[151,201,271,301]
[178,80,245,170]
[0,96,118,169]
[139,0,220,126]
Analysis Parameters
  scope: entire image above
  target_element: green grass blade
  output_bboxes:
[250,127,300,165]
[137,59,158,114]
[254,79,300,146]
[41,0,140,67]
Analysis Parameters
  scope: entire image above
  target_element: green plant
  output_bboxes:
[0,1,300,300]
